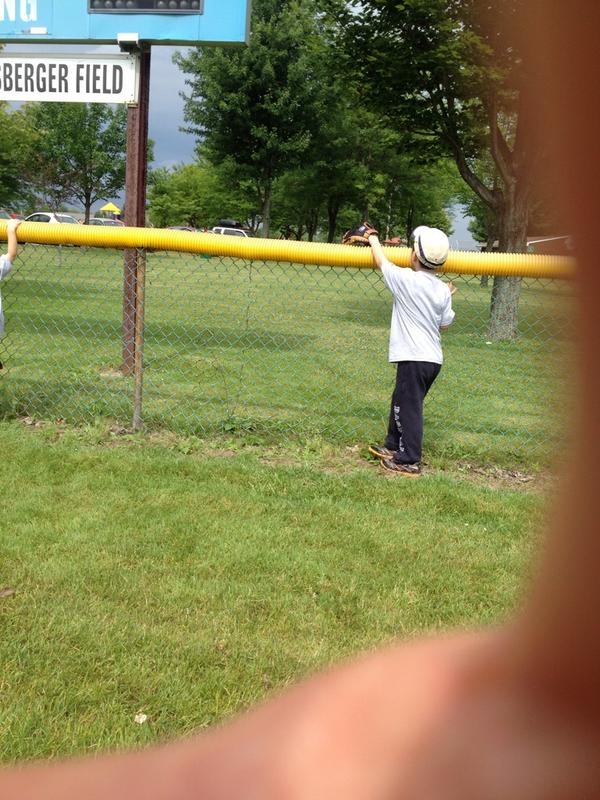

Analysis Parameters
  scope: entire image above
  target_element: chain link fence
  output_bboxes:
[0,240,576,471]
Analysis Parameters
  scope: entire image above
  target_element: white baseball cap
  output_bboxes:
[411,226,450,269]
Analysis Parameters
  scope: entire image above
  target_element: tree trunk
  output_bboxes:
[306,208,319,241]
[261,189,271,238]
[405,207,414,243]
[489,276,522,339]
[84,191,92,224]
[487,191,528,340]
[480,228,496,287]
[327,199,339,243]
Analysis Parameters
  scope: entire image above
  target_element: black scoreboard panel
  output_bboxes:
[88,1,203,13]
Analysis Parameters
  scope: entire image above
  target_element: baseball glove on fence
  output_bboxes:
[341,222,379,246]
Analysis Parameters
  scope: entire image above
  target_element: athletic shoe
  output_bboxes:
[368,444,397,460]
[381,458,421,477]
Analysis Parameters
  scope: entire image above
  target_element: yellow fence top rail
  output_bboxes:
[1,221,577,280]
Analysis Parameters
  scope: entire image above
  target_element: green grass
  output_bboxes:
[0,419,543,764]
[0,244,565,768]
[0,244,576,470]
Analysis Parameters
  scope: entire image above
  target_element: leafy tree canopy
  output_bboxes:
[0,104,37,211]
[148,159,257,230]
[334,0,544,250]
[22,102,130,222]
[175,0,331,236]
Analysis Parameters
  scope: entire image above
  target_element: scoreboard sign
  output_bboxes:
[0,0,251,45]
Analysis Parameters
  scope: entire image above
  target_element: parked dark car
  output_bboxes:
[217,219,243,228]
[87,218,124,226]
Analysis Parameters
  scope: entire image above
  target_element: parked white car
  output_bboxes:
[25,212,80,225]
[211,226,250,237]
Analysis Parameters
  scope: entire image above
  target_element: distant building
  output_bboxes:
[526,235,574,255]
[480,235,573,255]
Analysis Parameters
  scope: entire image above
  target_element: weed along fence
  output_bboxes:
[0,221,576,470]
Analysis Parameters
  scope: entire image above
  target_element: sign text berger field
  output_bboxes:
[0,54,138,103]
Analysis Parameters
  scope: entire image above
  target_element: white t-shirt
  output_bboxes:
[380,257,455,364]
[0,254,13,338]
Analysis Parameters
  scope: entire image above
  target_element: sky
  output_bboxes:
[146,45,196,169]
[6,43,477,248]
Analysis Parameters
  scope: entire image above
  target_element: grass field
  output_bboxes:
[1,244,575,471]
[0,418,544,764]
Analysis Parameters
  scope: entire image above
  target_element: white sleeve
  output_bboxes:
[441,289,455,327]
[0,255,13,281]
[380,257,409,295]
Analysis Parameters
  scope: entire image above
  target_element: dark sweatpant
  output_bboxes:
[384,361,441,465]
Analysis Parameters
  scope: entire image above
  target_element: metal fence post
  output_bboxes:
[132,249,146,431]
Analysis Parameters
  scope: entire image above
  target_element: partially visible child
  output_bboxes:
[0,219,22,368]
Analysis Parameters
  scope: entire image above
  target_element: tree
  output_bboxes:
[0,104,37,211]
[269,77,460,243]
[336,0,544,339]
[148,159,257,230]
[175,0,330,237]
[22,103,129,222]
